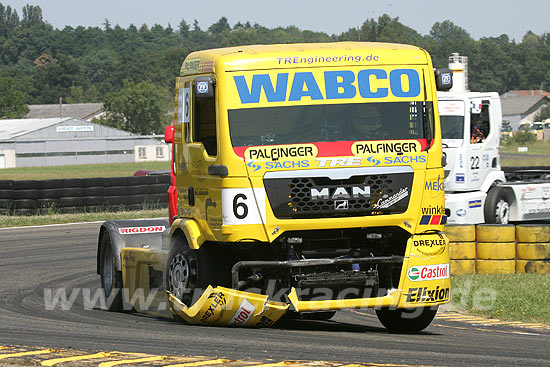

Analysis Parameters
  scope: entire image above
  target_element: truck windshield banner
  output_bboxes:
[228,66,426,109]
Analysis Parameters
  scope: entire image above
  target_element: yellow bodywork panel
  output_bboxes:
[168,286,288,327]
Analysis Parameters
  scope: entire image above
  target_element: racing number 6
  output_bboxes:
[233,194,249,219]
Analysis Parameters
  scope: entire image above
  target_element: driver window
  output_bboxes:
[470,103,490,144]
[193,82,217,156]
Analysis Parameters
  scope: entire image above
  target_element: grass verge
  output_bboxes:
[451,274,550,323]
[500,156,550,166]
[0,208,168,228]
[0,161,170,180]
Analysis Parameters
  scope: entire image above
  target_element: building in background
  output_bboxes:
[500,90,550,130]
[25,103,105,121]
[0,117,169,169]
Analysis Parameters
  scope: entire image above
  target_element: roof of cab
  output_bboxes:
[179,42,430,76]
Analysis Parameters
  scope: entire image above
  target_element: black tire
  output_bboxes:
[0,199,13,209]
[98,233,124,312]
[0,180,14,189]
[165,234,229,307]
[104,186,129,196]
[0,189,14,199]
[484,186,510,224]
[376,306,438,333]
[13,199,38,209]
[15,189,41,200]
[82,186,105,196]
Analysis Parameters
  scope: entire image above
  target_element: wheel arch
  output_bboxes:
[170,218,205,250]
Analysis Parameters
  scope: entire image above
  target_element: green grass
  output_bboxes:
[500,157,550,167]
[0,208,168,228]
[499,139,550,155]
[451,274,550,323]
[0,161,170,180]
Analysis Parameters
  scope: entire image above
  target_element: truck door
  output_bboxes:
[176,75,222,237]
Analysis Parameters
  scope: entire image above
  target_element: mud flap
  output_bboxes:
[168,286,289,327]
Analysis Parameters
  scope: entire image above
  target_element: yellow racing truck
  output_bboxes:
[97,42,453,333]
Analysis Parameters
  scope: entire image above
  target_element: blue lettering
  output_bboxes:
[265,162,274,169]
[390,69,421,97]
[234,74,288,103]
[384,155,427,165]
[357,69,388,98]
[288,72,324,101]
[325,70,356,99]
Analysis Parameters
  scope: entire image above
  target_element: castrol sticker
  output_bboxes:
[407,264,449,282]
[118,226,166,234]
[227,299,256,326]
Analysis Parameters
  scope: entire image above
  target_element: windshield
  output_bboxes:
[228,102,431,147]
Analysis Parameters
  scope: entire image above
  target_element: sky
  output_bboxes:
[1,0,549,42]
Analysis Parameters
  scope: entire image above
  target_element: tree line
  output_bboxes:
[1,4,550,133]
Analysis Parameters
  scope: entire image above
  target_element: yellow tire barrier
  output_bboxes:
[476,259,516,274]
[516,243,550,260]
[516,260,550,274]
[449,242,476,260]
[444,224,476,242]
[476,242,516,260]
[450,259,476,275]
[476,224,515,243]
[515,224,550,243]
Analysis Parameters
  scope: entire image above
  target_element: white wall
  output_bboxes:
[0,149,16,168]
[134,143,171,162]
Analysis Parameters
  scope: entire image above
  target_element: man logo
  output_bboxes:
[334,200,349,210]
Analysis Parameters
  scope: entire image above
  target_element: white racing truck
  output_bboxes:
[439,53,550,224]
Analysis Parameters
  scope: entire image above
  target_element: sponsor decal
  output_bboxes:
[182,58,213,74]
[178,207,192,216]
[200,292,227,323]
[256,315,275,327]
[421,205,445,216]
[118,226,166,234]
[196,81,209,94]
[245,144,317,160]
[376,187,408,208]
[459,154,464,169]
[247,159,310,171]
[365,156,381,166]
[404,286,450,303]
[316,157,362,168]
[469,200,482,208]
[407,264,450,281]
[456,173,465,183]
[412,237,446,256]
[311,186,370,200]
[227,298,256,326]
[233,68,421,104]
[425,175,444,193]
[384,155,426,165]
[456,208,467,217]
[276,54,379,65]
[419,214,447,225]
[352,141,421,155]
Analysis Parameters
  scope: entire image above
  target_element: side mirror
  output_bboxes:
[194,76,215,99]
[434,68,453,91]
[164,125,174,143]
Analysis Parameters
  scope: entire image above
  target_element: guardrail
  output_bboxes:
[0,175,170,215]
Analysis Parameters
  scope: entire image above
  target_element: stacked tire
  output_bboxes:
[475,224,516,274]
[445,224,476,275]
[515,224,550,274]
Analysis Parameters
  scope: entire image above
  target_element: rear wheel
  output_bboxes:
[376,306,438,333]
[98,233,123,311]
[484,186,510,224]
[165,234,229,306]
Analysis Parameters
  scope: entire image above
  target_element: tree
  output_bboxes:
[0,77,29,119]
[99,80,167,134]
[535,104,550,121]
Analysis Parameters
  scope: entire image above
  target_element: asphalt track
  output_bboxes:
[0,222,549,366]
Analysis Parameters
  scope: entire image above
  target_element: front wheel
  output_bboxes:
[376,306,438,333]
[484,186,510,224]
